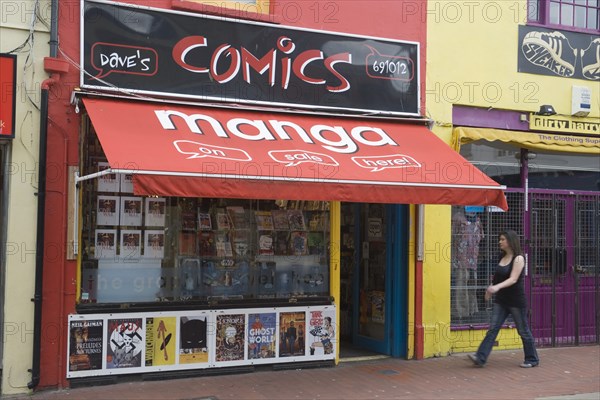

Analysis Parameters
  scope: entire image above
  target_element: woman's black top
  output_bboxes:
[492,256,527,308]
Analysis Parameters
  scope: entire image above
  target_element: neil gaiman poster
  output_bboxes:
[68,319,103,371]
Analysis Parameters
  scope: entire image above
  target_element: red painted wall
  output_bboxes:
[41,0,426,389]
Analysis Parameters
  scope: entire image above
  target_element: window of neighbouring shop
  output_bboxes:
[527,150,600,191]
[78,119,331,306]
[450,195,525,326]
[450,136,600,327]
[528,0,600,32]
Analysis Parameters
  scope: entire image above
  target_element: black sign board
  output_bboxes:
[518,25,599,82]
[82,0,420,115]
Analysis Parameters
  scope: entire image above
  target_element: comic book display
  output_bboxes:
[81,184,330,303]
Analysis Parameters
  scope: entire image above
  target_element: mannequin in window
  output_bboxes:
[452,207,484,318]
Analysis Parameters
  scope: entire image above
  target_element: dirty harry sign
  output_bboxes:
[81,0,419,116]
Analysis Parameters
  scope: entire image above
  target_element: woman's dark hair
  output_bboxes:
[499,230,522,256]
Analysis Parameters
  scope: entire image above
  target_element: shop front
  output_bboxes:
[46,0,510,386]
[450,108,600,348]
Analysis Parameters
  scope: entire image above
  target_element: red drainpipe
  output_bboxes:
[414,205,424,360]
[28,56,69,389]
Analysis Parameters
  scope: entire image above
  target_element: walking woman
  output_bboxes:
[468,230,539,368]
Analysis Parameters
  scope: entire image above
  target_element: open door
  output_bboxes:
[340,203,405,355]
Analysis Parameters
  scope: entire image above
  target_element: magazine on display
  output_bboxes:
[97,195,120,226]
[289,231,308,256]
[271,210,289,230]
[258,232,274,256]
[120,230,142,259]
[179,232,197,256]
[97,161,119,192]
[198,231,216,256]
[144,230,165,259]
[95,229,117,259]
[215,233,233,257]
[120,196,143,227]
[232,230,250,257]
[145,198,166,227]
[255,211,274,230]
[216,212,231,230]
[198,212,212,230]
[287,210,306,231]
[273,231,289,256]
[227,206,248,229]
[120,172,134,193]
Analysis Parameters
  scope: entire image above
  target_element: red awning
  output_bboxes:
[82,98,508,210]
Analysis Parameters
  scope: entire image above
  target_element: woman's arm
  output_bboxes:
[486,255,525,297]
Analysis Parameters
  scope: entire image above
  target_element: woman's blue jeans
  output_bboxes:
[475,303,539,365]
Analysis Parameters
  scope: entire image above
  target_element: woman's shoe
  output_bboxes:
[468,354,484,367]
[519,362,538,368]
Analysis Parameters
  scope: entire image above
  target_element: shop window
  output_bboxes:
[527,150,600,191]
[528,0,600,32]
[450,194,525,326]
[78,121,330,307]
[459,141,521,188]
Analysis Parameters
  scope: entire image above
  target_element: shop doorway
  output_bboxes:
[528,192,600,346]
[339,203,407,357]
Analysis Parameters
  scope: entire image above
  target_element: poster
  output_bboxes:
[145,316,176,367]
[120,196,143,226]
[370,291,385,323]
[307,308,336,356]
[145,197,166,227]
[279,311,306,357]
[144,230,165,259]
[68,319,103,372]
[247,313,276,360]
[120,230,141,259]
[215,314,245,362]
[97,195,120,226]
[120,172,134,193]
[97,162,119,192]
[106,318,144,369]
[95,229,117,259]
[179,316,209,364]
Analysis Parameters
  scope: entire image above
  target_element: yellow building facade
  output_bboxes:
[425,0,599,358]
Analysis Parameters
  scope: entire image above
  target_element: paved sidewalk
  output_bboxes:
[3,346,599,400]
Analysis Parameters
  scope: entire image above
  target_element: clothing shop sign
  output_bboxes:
[81,0,420,116]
